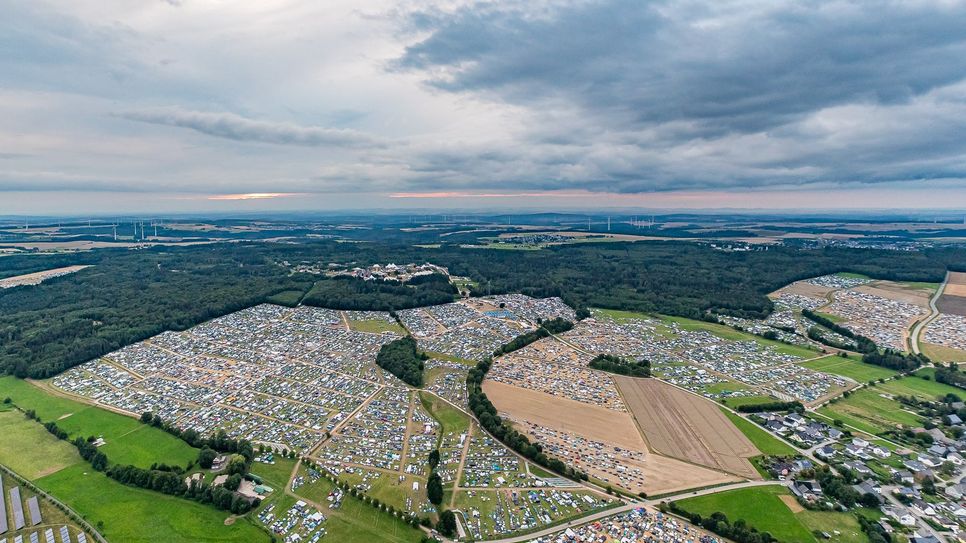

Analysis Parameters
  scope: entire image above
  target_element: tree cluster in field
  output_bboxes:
[492,318,573,356]
[661,501,777,543]
[30,406,257,515]
[935,363,966,391]
[375,336,427,387]
[302,274,457,311]
[861,350,929,372]
[588,354,651,377]
[801,309,877,353]
[735,401,804,413]
[1,238,960,379]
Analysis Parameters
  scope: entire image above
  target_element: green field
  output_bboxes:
[718,395,780,410]
[922,342,966,364]
[836,272,872,280]
[802,356,898,382]
[0,377,198,468]
[265,290,305,306]
[722,409,797,456]
[0,402,265,543]
[674,485,867,543]
[291,466,425,543]
[0,409,83,479]
[814,311,845,324]
[250,456,297,490]
[419,391,470,438]
[349,319,407,334]
[38,464,269,543]
[879,374,963,401]
[0,472,93,541]
[817,387,922,434]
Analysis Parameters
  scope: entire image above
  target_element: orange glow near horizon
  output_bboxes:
[206,192,302,200]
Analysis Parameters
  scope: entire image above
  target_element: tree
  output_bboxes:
[428,450,440,470]
[198,448,218,469]
[437,510,457,537]
[224,474,242,491]
[427,472,443,506]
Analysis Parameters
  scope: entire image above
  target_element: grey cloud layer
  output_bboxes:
[120,109,383,148]
[2,0,966,200]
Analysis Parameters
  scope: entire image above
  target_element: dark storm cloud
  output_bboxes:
[396,0,966,135]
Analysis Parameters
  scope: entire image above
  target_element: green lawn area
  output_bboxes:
[0,377,198,468]
[674,485,867,543]
[349,319,407,334]
[658,315,820,359]
[879,375,963,401]
[265,289,304,306]
[802,356,898,382]
[719,395,780,409]
[250,456,297,490]
[419,391,470,438]
[817,388,922,434]
[421,350,478,366]
[0,409,83,479]
[38,464,269,543]
[291,467,425,543]
[814,311,845,324]
[721,409,797,456]
[922,342,966,364]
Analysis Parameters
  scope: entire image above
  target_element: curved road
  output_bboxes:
[910,272,948,355]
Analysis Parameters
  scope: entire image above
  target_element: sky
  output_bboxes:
[2,0,966,215]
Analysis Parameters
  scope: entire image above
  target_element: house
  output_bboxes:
[852,480,881,502]
[882,505,917,527]
[947,414,962,425]
[909,536,941,543]
[828,428,844,440]
[816,445,836,459]
[842,460,874,477]
[945,483,966,499]
[893,470,915,485]
[792,480,823,502]
[870,445,891,458]
[927,444,948,457]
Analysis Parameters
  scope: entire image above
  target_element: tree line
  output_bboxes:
[801,309,876,353]
[35,412,257,515]
[661,502,777,543]
[492,318,573,356]
[735,400,804,413]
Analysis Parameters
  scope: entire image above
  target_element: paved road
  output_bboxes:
[910,272,948,355]
[478,480,786,543]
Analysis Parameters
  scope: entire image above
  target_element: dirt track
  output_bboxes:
[614,377,761,480]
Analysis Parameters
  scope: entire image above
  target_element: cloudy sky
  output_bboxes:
[3,0,966,214]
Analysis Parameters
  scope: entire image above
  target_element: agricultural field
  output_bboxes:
[674,485,868,543]
[0,377,198,469]
[615,377,761,479]
[817,388,923,435]
[0,409,81,479]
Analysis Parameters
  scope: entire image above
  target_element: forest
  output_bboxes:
[302,273,456,311]
[1,238,963,378]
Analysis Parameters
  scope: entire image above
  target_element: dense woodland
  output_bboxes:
[1,239,964,377]
[302,273,456,310]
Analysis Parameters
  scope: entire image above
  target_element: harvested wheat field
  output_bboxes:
[944,272,966,297]
[855,282,930,307]
[483,380,740,494]
[769,280,834,299]
[615,377,761,480]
